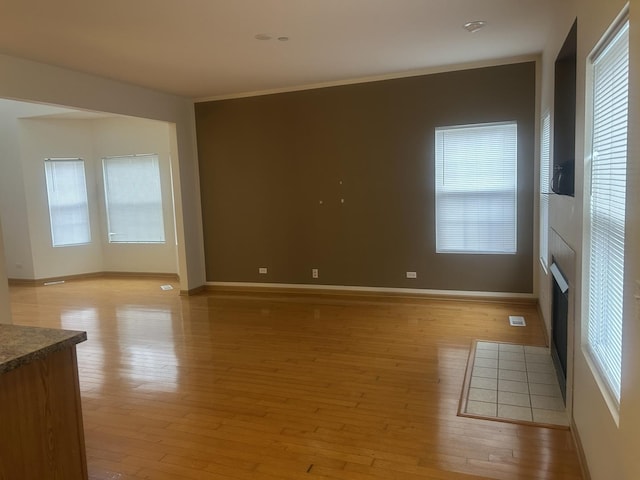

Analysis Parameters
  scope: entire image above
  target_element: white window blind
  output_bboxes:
[44,158,91,247]
[587,19,629,404]
[435,122,518,254]
[102,154,165,243]
[540,113,551,268]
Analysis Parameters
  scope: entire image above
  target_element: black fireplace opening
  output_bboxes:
[550,260,569,403]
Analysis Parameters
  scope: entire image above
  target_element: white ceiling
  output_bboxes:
[0,0,555,100]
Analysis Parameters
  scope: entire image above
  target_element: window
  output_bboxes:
[102,154,165,243]
[586,18,629,404]
[540,113,551,269]
[44,158,91,247]
[435,122,518,254]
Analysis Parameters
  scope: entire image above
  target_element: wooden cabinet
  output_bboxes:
[0,325,87,480]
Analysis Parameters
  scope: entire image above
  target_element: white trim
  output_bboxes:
[581,347,621,427]
[539,256,549,275]
[434,121,518,255]
[550,263,569,294]
[195,55,539,103]
[206,281,535,300]
[588,4,630,63]
[582,8,629,410]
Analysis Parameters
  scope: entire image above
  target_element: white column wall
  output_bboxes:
[538,0,640,478]
[0,100,42,279]
[0,218,11,324]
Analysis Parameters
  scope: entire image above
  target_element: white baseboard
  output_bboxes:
[206,281,536,301]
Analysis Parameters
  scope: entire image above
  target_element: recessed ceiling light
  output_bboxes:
[463,21,487,33]
[254,33,272,41]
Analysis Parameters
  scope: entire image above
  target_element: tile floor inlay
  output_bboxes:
[460,341,569,428]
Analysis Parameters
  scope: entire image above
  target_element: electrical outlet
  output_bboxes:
[259,267,268,274]
[406,271,417,279]
[312,268,319,278]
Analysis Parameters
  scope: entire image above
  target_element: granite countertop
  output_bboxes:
[0,324,87,374]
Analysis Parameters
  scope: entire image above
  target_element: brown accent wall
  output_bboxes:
[195,62,536,293]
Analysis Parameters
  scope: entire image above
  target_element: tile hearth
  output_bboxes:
[461,341,568,427]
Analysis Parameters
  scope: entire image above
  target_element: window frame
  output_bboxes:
[44,157,92,247]
[434,121,518,255]
[584,13,630,409]
[102,153,166,244]
[539,112,551,271]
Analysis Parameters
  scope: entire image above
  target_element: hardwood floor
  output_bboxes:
[9,278,583,480]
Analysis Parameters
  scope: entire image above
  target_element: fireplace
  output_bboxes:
[550,259,569,402]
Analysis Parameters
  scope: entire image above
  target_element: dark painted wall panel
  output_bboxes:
[195,62,536,292]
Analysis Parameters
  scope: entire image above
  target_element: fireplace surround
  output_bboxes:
[550,260,569,401]
[548,229,576,408]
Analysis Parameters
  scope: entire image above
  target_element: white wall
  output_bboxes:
[538,0,640,478]
[1,108,179,279]
[92,116,178,274]
[0,54,205,292]
[18,118,104,279]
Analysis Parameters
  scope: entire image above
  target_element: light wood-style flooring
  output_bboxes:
[9,278,583,480]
